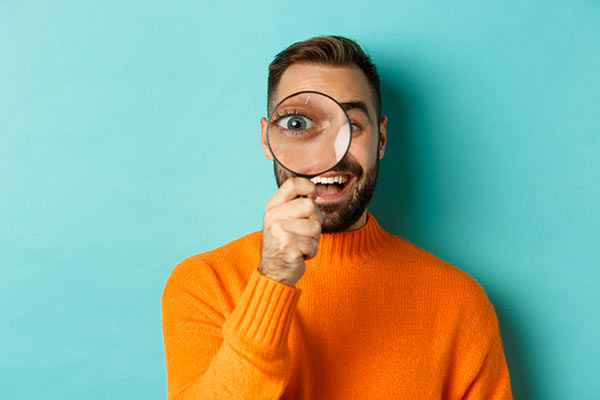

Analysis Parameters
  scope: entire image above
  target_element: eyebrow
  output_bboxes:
[339,101,372,122]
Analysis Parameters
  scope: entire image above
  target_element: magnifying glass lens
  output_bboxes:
[267,91,352,177]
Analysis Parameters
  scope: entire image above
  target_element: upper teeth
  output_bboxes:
[311,175,349,184]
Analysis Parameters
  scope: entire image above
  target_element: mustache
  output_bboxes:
[327,155,363,177]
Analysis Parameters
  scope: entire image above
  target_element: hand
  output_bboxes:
[258,177,322,287]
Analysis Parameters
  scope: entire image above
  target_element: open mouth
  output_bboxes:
[311,173,353,199]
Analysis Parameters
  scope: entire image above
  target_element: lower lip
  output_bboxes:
[315,176,355,203]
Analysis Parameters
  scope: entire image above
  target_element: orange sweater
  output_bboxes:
[161,213,512,399]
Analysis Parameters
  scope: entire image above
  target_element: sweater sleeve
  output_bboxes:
[461,323,513,400]
[456,282,513,400]
[161,260,301,399]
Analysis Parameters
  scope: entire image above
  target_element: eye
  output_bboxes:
[350,123,360,133]
[277,116,313,131]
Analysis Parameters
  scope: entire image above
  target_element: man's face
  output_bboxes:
[261,63,387,232]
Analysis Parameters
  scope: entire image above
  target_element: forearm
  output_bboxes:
[163,268,302,399]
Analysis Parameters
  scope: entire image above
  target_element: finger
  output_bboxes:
[281,218,321,240]
[311,203,323,224]
[296,236,319,260]
[267,197,320,221]
[266,177,317,209]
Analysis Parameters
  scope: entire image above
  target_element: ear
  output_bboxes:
[378,116,387,159]
[260,117,273,161]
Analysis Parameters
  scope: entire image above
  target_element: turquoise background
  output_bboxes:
[1,1,598,399]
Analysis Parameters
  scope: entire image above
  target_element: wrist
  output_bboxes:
[257,266,297,287]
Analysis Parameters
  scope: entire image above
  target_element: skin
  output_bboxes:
[258,63,387,286]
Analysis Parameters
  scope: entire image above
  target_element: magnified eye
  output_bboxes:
[277,116,313,131]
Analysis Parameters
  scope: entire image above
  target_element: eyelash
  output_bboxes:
[272,108,311,122]
[270,110,313,137]
[271,110,362,135]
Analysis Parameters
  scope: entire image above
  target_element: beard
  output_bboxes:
[274,151,379,233]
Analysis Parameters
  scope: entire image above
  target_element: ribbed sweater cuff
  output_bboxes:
[221,268,302,359]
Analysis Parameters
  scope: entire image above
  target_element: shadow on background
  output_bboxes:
[489,288,534,399]
[370,67,532,399]
[370,69,420,241]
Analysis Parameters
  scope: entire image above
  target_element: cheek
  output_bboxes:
[348,131,379,166]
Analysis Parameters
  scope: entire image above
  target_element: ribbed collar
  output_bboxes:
[307,211,393,268]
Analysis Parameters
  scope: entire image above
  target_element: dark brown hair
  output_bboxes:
[267,36,381,118]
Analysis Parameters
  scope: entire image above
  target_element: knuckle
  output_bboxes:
[283,246,300,261]
[312,220,322,235]
[269,219,284,236]
[266,202,277,211]
[279,230,294,247]
[263,207,272,219]
[284,255,298,265]
[300,198,314,212]
[263,211,276,227]
[286,176,298,187]
[265,200,273,211]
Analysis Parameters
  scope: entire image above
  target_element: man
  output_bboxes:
[162,36,513,399]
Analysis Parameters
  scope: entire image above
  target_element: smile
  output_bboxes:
[311,173,354,201]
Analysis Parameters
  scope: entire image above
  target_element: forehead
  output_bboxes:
[275,63,376,116]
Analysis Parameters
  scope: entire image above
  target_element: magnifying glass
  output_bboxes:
[266,91,352,178]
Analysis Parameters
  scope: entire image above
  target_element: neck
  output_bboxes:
[306,211,392,268]
[346,210,368,231]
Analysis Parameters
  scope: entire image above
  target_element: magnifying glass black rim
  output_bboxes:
[266,90,352,179]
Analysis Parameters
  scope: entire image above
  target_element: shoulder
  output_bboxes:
[162,230,263,297]
[387,234,497,322]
